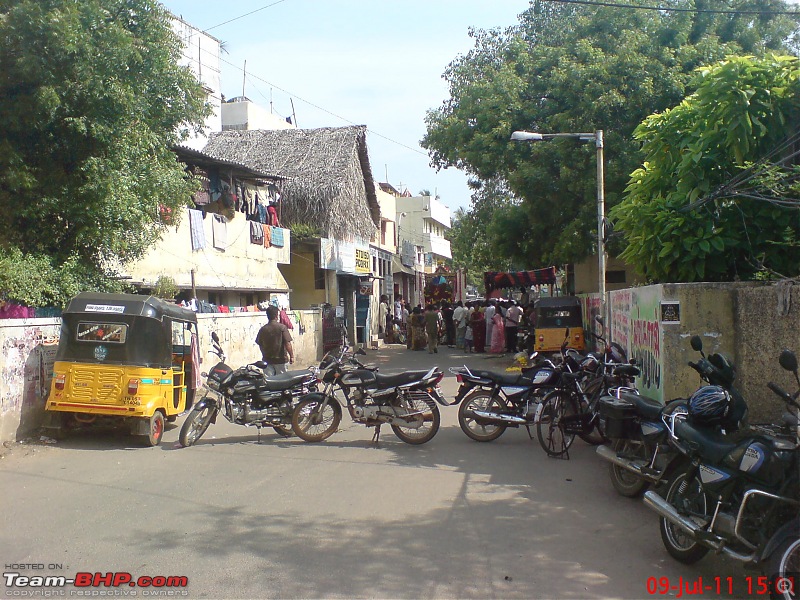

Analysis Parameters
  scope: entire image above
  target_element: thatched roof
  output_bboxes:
[203,126,380,239]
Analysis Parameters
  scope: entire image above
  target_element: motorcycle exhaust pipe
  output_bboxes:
[643,490,705,538]
[642,491,756,563]
[471,410,528,425]
[596,445,658,482]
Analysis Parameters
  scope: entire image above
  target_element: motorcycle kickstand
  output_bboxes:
[524,425,534,440]
[371,424,382,444]
[256,425,262,444]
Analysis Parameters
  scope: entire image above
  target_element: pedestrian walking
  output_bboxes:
[255,305,295,375]
[505,300,523,353]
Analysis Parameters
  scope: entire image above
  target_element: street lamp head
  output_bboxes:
[510,131,543,142]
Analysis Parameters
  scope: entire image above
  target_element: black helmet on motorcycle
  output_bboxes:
[688,385,731,425]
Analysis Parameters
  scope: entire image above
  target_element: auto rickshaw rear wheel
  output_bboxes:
[142,411,165,447]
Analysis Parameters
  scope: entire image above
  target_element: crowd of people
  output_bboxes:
[380,296,532,355]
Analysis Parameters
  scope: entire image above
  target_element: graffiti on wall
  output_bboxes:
[609,289,632,355]
[629,287,662,401]
[0,323,61,438]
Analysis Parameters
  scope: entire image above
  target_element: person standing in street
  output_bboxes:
[424,303,440,354]
[441,301,455,348]
[505,300,523,353]
[453,301,467,349]
[255,305,294,375]
[379,294,391,343]
[484,300,496,349]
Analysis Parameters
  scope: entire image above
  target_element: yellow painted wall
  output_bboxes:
[280,251,327,309]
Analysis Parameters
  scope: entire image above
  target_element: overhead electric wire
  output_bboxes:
[183,38,430,158]
[201,0,292,32]
[541,0,800,15]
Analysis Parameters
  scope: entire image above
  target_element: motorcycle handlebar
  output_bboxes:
[768,381,792,401]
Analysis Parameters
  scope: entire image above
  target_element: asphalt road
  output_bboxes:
[1,344,752,599]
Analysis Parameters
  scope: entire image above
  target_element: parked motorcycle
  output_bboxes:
[642,349,800,599]
[452,353,562,442]
[179,332,316,447]
[596,334,747,497]
[291,339,448,444]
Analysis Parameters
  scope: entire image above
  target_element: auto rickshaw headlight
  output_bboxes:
[55,374,66,390]
[127,379,140,395]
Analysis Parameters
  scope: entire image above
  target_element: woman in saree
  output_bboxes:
[489,311,505,353]
[470,308,486,353]
[409,306,427,351]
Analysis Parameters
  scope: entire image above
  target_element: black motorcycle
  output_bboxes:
[452,353,562,442]
[643,349,800,599]
[596,334,747,497]
[179,332,316,447]
[291,339,448,445]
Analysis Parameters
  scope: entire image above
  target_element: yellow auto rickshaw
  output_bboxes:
[42,292,199,446]
[532,296,585,354]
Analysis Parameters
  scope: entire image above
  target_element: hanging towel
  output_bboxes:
[189,333,203,389]
[250,220,263,244]
[212,214,227,250]
[189,209,206,251]
[262,224,272,248]
[270,227,285,247]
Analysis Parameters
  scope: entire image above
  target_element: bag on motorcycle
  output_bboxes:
[597,395,637,439]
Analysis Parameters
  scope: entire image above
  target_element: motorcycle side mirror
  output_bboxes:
[595,315,605,325]
[778,349,798,373]
[211,332,219,343]
[357,348,367,356]
[690,335,703,352]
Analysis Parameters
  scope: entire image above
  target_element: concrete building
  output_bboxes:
[169,15,222,151]
[397,195,452,275]
[221,97,297,132]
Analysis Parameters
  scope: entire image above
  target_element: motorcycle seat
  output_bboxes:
[469,370,528,386]
[374,370,435,388]
[262,371,311,391]
[675,420,738,463]
[619,391,663,420]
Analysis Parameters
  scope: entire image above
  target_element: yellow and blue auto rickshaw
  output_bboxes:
[532,296,586,354]
[42,292,199,446]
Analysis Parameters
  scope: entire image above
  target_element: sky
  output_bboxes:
[159,0,530,212]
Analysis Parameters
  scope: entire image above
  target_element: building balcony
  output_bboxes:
[423,233,451,259]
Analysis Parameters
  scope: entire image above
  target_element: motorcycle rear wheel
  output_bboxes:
[659,470,710,564]
[536,391,577,457]
[766,536,800,600]
[458,391,508,442]
[391,396,440,444]
[608,438,650,497]
[179,402,216,447]
[292,397,341,442]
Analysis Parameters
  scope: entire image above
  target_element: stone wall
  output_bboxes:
[0,310,323,443]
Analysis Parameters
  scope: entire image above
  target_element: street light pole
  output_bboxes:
[511,129,606,319]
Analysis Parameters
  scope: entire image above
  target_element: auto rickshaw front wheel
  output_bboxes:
[139,411,165,447]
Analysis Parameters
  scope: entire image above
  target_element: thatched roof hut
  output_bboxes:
[203,126,379,240]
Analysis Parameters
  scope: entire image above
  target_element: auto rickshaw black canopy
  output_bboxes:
[57,293,197,369]
[534,296,584,328]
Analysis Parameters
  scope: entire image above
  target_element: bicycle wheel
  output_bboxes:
[536,390,578,457]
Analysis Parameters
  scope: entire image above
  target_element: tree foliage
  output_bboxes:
[422,0,800,270]
[447,178,529,286]
[611,54,800,281]
[0,0,211,306]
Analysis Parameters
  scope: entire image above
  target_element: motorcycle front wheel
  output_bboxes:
[458,391,508,442]
[391,395,440,445]
[766,536,800,600]
[608,438,650,497]
[179,401,217,447]
[292,397,341,442]
[659,470,711,564]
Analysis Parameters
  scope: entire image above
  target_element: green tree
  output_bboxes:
[447,178,531,287]
[0,0,211,306]
[422,0,800,268]
[611,54,800,281]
